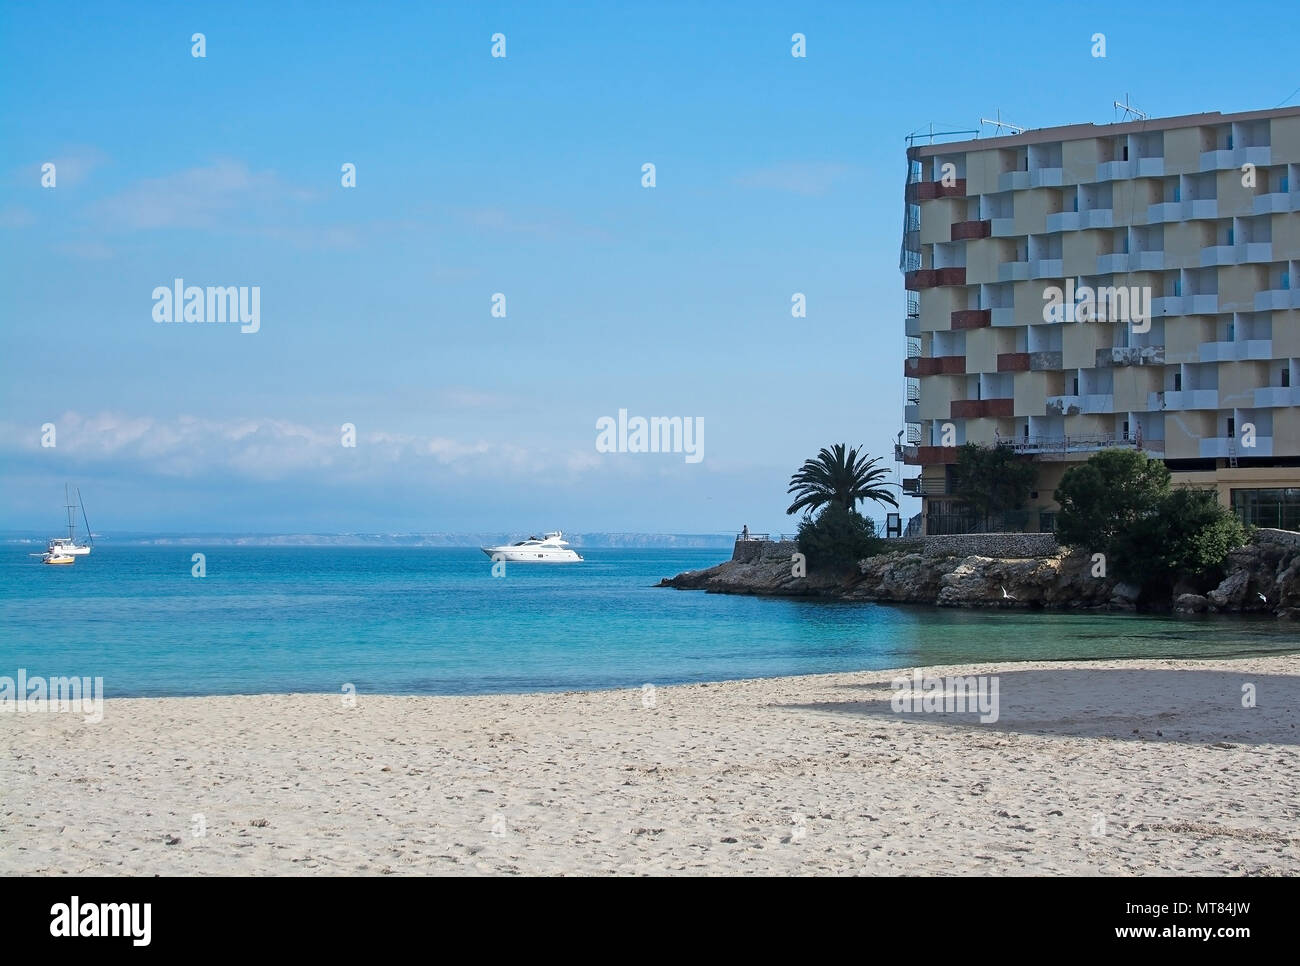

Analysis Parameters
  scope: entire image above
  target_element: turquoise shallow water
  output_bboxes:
[2,546,1298,698]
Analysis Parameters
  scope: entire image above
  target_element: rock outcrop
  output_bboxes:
[659,529,1300,616]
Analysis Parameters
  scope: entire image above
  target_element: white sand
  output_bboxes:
[2,657,1298,875]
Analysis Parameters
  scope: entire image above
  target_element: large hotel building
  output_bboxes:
[899,105,1300,534]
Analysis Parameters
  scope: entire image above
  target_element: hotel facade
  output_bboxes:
[898,106,1300,534]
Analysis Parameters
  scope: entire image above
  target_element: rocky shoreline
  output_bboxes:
[658,530,1300,617]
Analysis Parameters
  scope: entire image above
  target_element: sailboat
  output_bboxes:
[46,484,93,556]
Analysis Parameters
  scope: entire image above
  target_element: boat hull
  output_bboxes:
[42,554,75,565]
[480,547,583,563]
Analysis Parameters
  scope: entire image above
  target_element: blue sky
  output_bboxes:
[2,1,1297,535]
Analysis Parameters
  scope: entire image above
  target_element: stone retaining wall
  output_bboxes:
[922,532,1059,559]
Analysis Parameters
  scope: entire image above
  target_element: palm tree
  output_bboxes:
[786,444,899,517]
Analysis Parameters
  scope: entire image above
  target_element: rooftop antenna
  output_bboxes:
[1114,94,1147,121]
[979,110,1024,136]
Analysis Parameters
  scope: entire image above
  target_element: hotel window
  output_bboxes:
[1283,368,1291,388]
[1282,173,1290,192]
[1228,417,1236,438]
[1072,376,1079,394]
[1174,372,1182,391]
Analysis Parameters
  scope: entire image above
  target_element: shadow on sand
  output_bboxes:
[777,668,1300,746]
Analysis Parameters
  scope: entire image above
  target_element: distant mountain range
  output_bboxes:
[1,531,738,549]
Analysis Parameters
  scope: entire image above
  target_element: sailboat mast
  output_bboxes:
[78,487,92,546]
[65,483,76,541]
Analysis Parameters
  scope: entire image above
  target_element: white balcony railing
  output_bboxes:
[1149,389,1218,410]
[1201,435,1273,458]
[1199,339,1272,363]
[1200,146,1271,172]
[1254,386,1300,408]
[1252,192,1297,215]
[1030,258,1064,278]
[1096,158,1165,181]
[1254,289,1298,312]
[1148,199,1218,223]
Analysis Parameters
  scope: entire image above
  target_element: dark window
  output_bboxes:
[1283,369,1291,388]
[1228,417,1236,437]
[1174,372,1182,391]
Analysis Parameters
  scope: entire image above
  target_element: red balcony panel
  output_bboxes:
[904,446,960,466]
[986,397,1014,418]
[997,352,1031,372]
[905,179,968,203]
[950,398,1015,419]
[904,269,934,291]
[905,267,965,290]
[905,355,966,377]
[950,219,991,241]
[951,309,991,330]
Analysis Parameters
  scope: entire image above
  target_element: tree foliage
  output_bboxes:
[1054,449,1170,552]
[1055,450,1247,588]
[796,503,881,572]
[786,444,898,517]
[952,443,1036,518]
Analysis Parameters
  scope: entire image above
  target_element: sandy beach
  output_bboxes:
[3,656,1298,876]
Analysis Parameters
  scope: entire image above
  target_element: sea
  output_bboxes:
[3,546,1298,698]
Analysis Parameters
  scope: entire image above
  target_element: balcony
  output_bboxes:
[903,403,920,423]
[1200,245,1237,267]
[1046,393,1113,415]
[904,355,966,377]
[1198,339,1272,363]
[1201,435,1273,458]
[1046,209,1113,232]
[950,219,992,241]
[1148,199,1218,223]
[905,314,920,337]
[997,261,1030,282]
[1152,294,1219,316]
[1010,433,1164,460]
[906,179,967,202]
[1200,146,1271,172]
[900,445,960,466]
[1148,389,1218,410]
[951,398,1014,419]
[1030,257,1064,279]
[1029,350,1063,370]
[1255,386,1300,408]
[904,267,967,290]
[990,307,1015,326]
[1253,191,1297,215]
[1254,289,1299,312]
[1096,158,1165,181]
[990,217,1016,237]
[1096,345,1164,367]
[951,309,991,330]
[903,477,952,495]
[1095,249,1165,274]
[997,352,1030,372]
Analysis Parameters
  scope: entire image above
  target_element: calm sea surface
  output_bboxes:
[2,546,1297,698]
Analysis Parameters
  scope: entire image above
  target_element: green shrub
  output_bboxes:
[796,504,880,572]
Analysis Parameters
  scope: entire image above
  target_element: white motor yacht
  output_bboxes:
[481,531,583,563]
